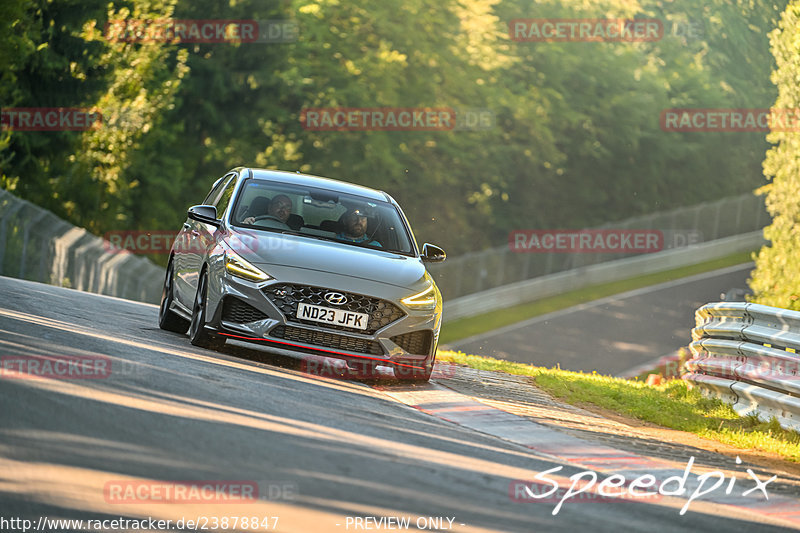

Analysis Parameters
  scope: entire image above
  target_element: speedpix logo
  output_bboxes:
[510,456,776,516]
[1,108,102,131]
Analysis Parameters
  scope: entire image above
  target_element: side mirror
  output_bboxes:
[421,243,446,263]
[187,205,220,227]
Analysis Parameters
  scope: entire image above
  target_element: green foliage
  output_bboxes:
[0,0,187,234]
[749,0,800,309]
[0,0,788,256]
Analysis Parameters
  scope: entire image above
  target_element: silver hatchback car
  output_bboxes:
[158,167,446,381]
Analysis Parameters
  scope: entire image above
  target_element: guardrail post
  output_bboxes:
[691,204,702,239]
[755,197,766,229]
[38,239,49,282]
[734,195,745,234]
[477,252,487,293]
[544,250,554,275]
[0,201,25,276]
[453,256,465,298]
[711,202,721,240]
[19,211,48,279]
[122,260,150,301]
[522,249,531,279]
[668,210,679,249]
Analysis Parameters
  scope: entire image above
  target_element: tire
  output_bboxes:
[188,270,226,350]
[393,358,433,383]
[158,259,190,333]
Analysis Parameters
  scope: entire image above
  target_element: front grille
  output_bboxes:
[390,330,433,356]
[264,284,405,334]
[222,297,269,323]
[270,325,384,355]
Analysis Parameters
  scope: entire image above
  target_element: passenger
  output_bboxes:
[336,208,381,247]
[244,194,293,226]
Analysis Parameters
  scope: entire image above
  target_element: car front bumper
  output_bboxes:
[203,265,441,371]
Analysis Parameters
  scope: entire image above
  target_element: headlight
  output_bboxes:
[225,251,272,282]
[401,284,438,310]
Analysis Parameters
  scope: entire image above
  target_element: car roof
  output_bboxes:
[245,168,390,202]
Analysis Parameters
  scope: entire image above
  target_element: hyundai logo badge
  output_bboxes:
[324,292,348,305]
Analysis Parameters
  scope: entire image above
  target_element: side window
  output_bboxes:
[203,173,235,206]
[203,179,226,205]
[214,178,238,218]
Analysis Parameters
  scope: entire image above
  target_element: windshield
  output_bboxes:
[230,179,415,254]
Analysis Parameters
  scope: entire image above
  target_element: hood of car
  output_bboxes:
[225,230,427,289]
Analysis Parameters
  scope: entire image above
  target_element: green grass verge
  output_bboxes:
[440,251,754,344]
[437,349,800,462]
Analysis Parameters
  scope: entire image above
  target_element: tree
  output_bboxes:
[748,0,800,309]
[0,0,788,257]
[0,0,187,233]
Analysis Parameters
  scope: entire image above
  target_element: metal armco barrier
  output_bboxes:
[430,192,768,300]
[686,301,800,433]
[443,232,763,322]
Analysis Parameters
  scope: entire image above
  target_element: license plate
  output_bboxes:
[296,302,369,330]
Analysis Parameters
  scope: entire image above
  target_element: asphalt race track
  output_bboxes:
[451,264,752,376]
[0,275,796,532]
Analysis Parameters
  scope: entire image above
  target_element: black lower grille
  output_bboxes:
[222,297,269,323]
[390,330,432,356]
[270,325,384,355]
[264,284,405,334]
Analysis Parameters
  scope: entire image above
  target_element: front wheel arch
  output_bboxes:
[188,266,226,350]
[158,256,190,333]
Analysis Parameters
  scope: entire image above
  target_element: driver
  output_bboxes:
[243,194,293,226]
[337,208,381,247]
